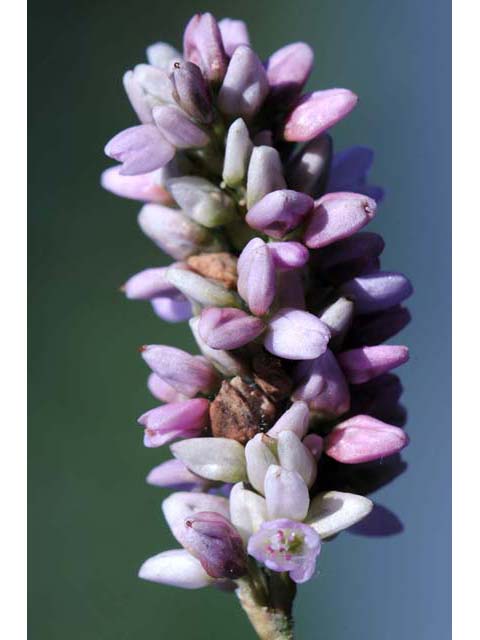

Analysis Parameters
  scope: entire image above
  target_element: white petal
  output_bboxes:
[162,491,230,546]
[138,549,213,589]
[171,437,247,482]
[229,482,268,543]
[306,491,373,539]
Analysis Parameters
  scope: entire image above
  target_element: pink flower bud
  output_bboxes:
[338,345,409,384]
[138,398,210,447]
[198,307,265,350]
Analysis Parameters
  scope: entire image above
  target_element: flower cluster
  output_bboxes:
[102,12,412,637]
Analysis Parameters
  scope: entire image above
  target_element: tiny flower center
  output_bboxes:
[266,528,304,558]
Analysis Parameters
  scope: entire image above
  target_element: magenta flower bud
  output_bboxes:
[167,176,236,227]
[138,204,221,259]
[138,549,213,589]
[246,190,314,239]
[312,231,385,272]
[347,306,412,348]
[264,466,310,521]
[198,307,265,350]
[324,414,409,463]
[146,459,210,491]
[246,146,286,209]
[303,434,324,460]
[218,18,250,56]
[327,145,384,202]
[183,13,228,83]
[286,134,332,197]
[101,167,171,203]
[339,271,413,314]
[338,345,410,384]
[147,373,189,403]
[153,105,209,149]
[183,511,247,579]
[151,297,193,323]
[284,89,358,142]
[293,349,350,417]
[222,118,253,187]
[266,42,314,104]
[122,266,180,300]
[237,241,276,315]
[146,42,182,70]
[104,124,175,175]
[247,519,321,584]
[304,192,376,249]
[268,242,310,271]
[268,401,310,439]
[171,61,213,124]
[275,270,306,310]
[141,345,218,397]
[138,398,209,448]
[264,308,331,360]
[218,45,269,120]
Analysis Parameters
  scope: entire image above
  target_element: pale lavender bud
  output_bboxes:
[104,125,175,175]
[167,176,236,227]
[286,134,332,196]
[237,242,276,315]
[122,70,154,123]
[138,549,213,589]
[189,317,248,377]
[246,189,314,239]
[339,271,413,314]
[133,64,176,103]
[306,491,373,538]
[146,42,182,70]
[303,434,323,460]
[304,192,376,249]
[162,491,230,545]
[283,89,358,142]
[218,45,269,120]
[166,266,241,308]
[146,459,210,491]
[245,434,278,495]
[266,42,314,104]
[293,349,350,417]
[153,105,209,149]
[268,242,309,270]
[236,238,264,298]
[123,267,179,300]
[338,345,409,384]
[218,18,250,56]
[101,167,172,203]
[347,306,412,347]
[267,401,310,439]
[327,146,384,202]
[138,204,220,259]
[319,297,355,341]
[277,431,317,488]
[222,118,253,187]
[171,437,247,483]
[171,61,213,123]
[264,465,310,521]
[183,13,228,83]
[246,146,286,209]
[151,297,193,323]
[247,519,321,584]
[147,373,189,403]
[198,307,265,350]
[138,398,210,447]
[324,415,409,463]
[313,231,385,272]
[275,270,306,310]
[183,511,247,579]
[229,483,267,543]
[141,345,218,397]
[264,308,331,360]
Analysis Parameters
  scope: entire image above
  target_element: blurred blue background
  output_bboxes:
[29,0,451,638]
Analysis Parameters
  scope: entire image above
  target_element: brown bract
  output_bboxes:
[187,252,238,289]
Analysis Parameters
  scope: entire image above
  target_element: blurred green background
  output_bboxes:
[29,0,451,638]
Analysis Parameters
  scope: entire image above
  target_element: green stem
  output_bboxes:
[236,577,295,640]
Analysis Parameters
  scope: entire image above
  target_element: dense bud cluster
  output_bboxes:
[102,12,412,638]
